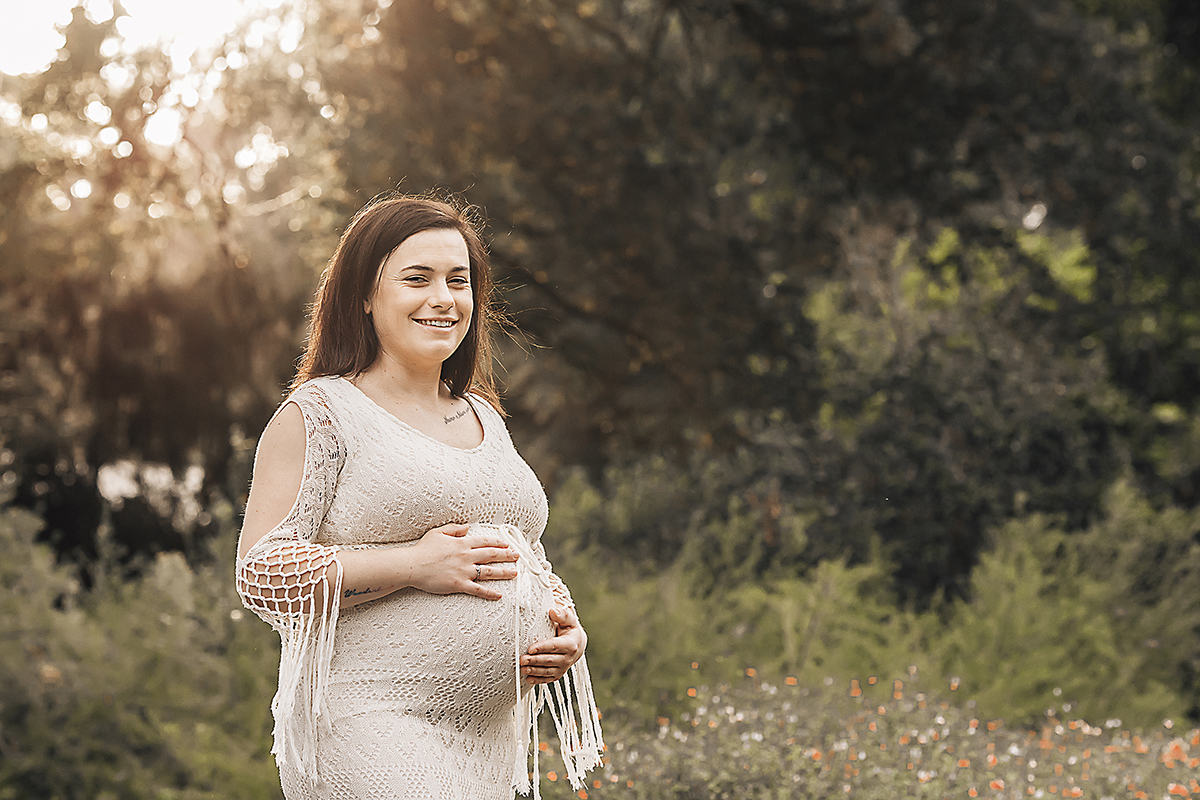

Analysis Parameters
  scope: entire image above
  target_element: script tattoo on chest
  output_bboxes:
[444,406,469,425]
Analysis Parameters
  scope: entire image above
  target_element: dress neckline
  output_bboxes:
[335,376,487,453]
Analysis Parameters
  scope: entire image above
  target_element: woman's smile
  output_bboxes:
[365,227,474,369]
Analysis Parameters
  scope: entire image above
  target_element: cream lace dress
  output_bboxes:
[235,376,602,800]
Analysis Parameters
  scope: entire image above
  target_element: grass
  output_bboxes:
[537,670,1197,800]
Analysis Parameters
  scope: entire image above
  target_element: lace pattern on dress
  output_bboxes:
[235,385,345,789]
[236,378,602,798]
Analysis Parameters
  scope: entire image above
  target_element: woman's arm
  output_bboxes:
[236,402,520,623]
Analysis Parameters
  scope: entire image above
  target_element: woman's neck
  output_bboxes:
[355,356,448,408]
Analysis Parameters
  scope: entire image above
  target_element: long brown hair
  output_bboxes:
[291,193,501,411]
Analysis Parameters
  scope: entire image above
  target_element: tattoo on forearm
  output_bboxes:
[345,584,393,599]
[444,407,468,425]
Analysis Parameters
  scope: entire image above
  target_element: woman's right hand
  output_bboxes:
[403,523,520,600]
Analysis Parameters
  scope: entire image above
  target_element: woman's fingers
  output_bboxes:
[430,523,471,537]
[472,581,505,601]
[471,545,519,565]
[472,563,519,581]
[548,605,579,629]
[521,655,569,682]
[409,524,526,599]
[522,614,587,683]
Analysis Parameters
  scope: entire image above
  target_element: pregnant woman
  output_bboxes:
[235,195,602,799]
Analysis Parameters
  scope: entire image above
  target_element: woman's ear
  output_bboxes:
[363,298,372,315]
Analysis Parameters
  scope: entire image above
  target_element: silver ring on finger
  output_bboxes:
[475,565,482,581]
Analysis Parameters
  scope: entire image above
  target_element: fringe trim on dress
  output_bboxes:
[495,523,604,799]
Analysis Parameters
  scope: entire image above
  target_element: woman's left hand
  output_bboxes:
[521,607,587,685]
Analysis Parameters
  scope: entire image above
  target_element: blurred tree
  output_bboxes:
[3,0,1199,609]
[240,0,1200,596]
[255,0,1197,464]
[0,6,314,568]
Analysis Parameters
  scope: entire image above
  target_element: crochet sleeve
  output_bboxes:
[234,386,345,783]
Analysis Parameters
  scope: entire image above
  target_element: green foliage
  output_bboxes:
[1072,481,1200,716]
[936,510,1182,727]
[546,469,1192,727]
[798,228,1128,599]
[0,498,282,800]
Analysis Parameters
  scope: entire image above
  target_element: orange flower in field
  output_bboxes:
[1065,788,1083,798]
[990,779,1006,790]
[1192,780,1200,793]
[968,789,978,798]
[987,754,999,768]
[1135,792,1147,800]
[1169,783,1191,796]
[1167,739,1191,766]
[958,759,971,768]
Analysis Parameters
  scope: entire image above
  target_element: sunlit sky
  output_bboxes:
[0,0,260,76]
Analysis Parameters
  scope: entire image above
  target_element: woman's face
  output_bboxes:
[365,228,474,372]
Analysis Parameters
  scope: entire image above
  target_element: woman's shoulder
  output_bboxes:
[278,375,355,427]
[287,374,348,402]
[467,391,516,444]
[467,390,504,422]
[253,378,348,468]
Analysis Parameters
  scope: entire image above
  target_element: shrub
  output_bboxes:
[0,499,283,800]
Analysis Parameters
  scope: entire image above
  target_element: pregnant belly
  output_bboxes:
[326,580,557,726]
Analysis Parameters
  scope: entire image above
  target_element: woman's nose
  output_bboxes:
[428,280,453,307]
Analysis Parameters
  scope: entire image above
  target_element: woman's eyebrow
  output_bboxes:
[398,264,469,272]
